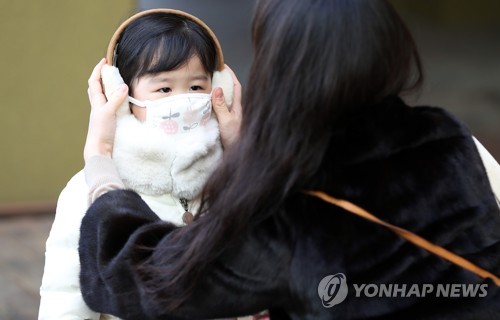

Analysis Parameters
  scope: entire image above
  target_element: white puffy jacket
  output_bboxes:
[39,170,196,319]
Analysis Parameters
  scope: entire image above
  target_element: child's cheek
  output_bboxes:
[131,104,147,122]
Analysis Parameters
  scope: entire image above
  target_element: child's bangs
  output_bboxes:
[136,34,197,77]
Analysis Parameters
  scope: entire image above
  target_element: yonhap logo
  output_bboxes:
[317,272,489,309]
[318,273,349,308]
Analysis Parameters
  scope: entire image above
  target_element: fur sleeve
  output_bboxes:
[79,189,291,319]
[79,189,177,319]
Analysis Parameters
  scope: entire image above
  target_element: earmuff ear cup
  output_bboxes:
[101,65,131,117]
[212,67,234,108]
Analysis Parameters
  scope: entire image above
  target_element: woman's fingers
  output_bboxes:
[212,87,230,117]
[212,80,242,149]
[88,58,107,107]
[83,59,128,161]
[211,64,243,149]
[106,84,129,114]
[224,64,242,115]
[87,58,129,115]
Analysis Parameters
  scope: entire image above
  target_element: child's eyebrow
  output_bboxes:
[150,76,172,83]
[149,74,209,83]
[189,74,210,81]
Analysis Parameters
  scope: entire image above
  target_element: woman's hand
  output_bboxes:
[211,65,242,149]
[84,58,128,162]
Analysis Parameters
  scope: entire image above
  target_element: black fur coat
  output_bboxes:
[79,97,500,319]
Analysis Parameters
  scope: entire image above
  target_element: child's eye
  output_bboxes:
[190,86,203,91]
[159,87,171,93]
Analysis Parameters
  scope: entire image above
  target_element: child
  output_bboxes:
[39,9,236,320]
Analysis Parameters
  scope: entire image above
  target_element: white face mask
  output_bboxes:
[128,93,212,135]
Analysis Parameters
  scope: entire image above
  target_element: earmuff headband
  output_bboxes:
[106,8,225,71]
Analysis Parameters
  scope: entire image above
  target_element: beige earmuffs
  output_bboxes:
[101,8,234,117]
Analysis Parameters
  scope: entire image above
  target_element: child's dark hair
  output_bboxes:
[114,12,218,89]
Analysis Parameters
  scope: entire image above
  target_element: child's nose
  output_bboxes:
[173,89,190,95]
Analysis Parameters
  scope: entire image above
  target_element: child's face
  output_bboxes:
[130,55,212,121]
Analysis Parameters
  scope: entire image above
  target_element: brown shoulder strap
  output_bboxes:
[306,190,500,286]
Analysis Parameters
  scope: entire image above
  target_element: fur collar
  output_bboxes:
[113,114,222,199]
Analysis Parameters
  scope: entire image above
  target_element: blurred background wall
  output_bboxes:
[0,1,135,211]
[0,0,499,212]
[391,0,500,159]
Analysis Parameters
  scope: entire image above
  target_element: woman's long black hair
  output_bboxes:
[139,0,423,311]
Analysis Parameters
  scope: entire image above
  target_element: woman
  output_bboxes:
[79,0,500,319]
